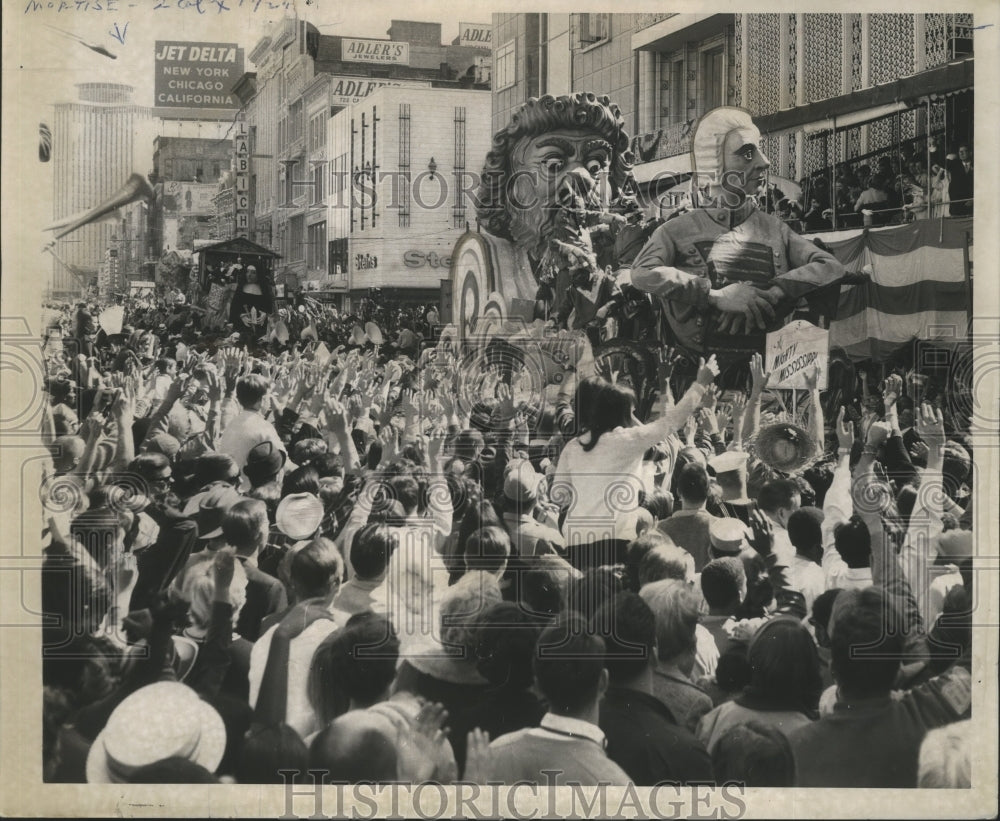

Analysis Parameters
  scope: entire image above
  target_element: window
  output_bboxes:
[701,47,724,114]
[283,161,297,205]
[312,162,325,205]
[453,107,467,229]
[399,103,411,228]
[308,112,327,153]
[578,13,610,47]
[289,100,304,144]
[288,215,304,260]
[671,58,685,124]
[495,39,516,90]
[307,221,326,270]
[328,237,348,276]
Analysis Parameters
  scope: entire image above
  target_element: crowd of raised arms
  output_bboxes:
[40,296,972,788]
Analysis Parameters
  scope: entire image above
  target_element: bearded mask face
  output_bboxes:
[506,128,612,255]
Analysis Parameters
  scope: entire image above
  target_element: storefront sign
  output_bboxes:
[234,123,249,238]
[403,250,452,269]
[355,253,379,271]
[341,38,410,65]
[330,76,430,106]
[459,23,492,49]
[765,320,829,390]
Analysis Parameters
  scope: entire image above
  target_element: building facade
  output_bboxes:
[244,18,491,292]
[491,13,973,214]
[325,85,492,308]
[147,136,233,258]
[49,83,152,298]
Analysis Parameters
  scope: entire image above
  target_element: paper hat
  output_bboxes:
[275,492,324,541]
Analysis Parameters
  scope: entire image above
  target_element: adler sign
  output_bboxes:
[342,38,410,65]
[458,23,492,49]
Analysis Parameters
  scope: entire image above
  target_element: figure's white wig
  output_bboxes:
[690,106,760,204]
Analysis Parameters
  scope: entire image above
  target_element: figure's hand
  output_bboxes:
[710,283,776,330]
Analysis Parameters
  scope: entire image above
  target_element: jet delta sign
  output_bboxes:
[154,41,245,120]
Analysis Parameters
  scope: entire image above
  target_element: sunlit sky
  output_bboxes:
[2,1,478,290]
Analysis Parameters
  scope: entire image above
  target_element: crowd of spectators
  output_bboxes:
[762,134,973,233]
[39,289,974,788]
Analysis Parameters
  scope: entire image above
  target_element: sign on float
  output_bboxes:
[765,320,830,390]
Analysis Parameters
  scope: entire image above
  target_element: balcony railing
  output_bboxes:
[630,120,694,165]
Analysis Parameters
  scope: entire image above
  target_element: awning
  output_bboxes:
[755,58,973,137]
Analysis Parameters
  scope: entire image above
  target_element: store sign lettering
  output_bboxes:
[355,253,378,270]
[403,250,452,269]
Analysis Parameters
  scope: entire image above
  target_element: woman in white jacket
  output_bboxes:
[553,355,719,572]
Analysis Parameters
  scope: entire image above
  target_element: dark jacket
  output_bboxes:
[235,562,288,643]
[600,685,713,786]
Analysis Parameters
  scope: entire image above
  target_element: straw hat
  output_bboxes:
[86,682,226,783]
[753,421,817,474]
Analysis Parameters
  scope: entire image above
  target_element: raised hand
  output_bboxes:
[715,402,733,434]
[683,414,698,446]
[700,384,720,411]
[749,352,770,396]
[696,355,720,387]
[395,701,450,783]
[836,406,855,452]
[212,547,237,601]
[803,362,821,392]
[462,728,493,784]
[883,373,903,406]
[915,402,945,450]
[865,420,892,450]
[699,407,719,435]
